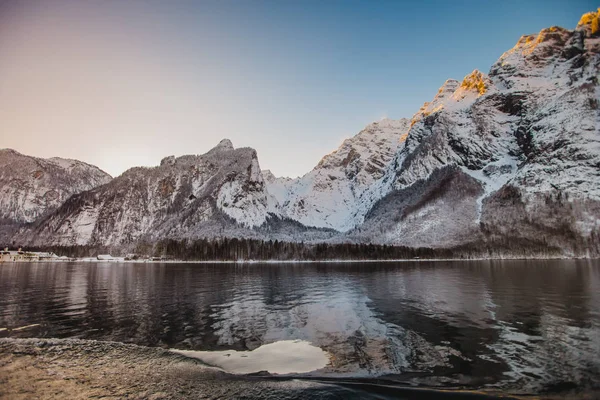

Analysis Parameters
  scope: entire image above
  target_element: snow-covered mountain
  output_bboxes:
[349,11,600,253]
[0,149,111,239]
[265,118,410,231]
[8,9,600,255]
[23,140,267,245]
[22,140,335,246]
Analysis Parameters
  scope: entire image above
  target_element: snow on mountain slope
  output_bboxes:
[488,24,600,199]
[353,11,600,253]
[23,140,281,246]
[261,169,293,211]
[10,10,600,255]
[265,118,410,231]
[0,149,112,224]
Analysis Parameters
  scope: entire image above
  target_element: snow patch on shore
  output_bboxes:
[172,340,329,374]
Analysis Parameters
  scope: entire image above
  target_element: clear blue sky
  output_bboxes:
[0,0,595,177]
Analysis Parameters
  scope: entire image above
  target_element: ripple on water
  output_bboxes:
[0,260,599,394]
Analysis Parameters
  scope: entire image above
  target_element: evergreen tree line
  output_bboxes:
[21,238,453,260]
[148,238,454,261]
[17,238,562,261]
[17,235,571,261]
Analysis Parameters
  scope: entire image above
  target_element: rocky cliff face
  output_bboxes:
[23,140,282,246]
[0,149,112,240]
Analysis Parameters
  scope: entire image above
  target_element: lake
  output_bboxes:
[1,260,599,396]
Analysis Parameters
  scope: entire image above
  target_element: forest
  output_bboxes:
[21,235,565,261]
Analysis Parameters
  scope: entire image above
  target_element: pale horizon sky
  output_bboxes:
[0,0,595,178]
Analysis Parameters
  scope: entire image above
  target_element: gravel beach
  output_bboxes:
[1,338,594,399]
[0,338,338,399]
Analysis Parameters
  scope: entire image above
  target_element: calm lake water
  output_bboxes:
[1,260,599,395]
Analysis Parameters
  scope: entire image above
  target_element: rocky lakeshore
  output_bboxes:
[1,339,598,399]
[0,338,336,399]
[0,338,555,399]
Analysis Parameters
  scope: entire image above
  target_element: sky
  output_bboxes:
[0,0,595,178]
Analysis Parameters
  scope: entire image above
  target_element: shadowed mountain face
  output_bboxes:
[6,10,600,256]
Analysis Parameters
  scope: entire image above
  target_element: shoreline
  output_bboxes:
[0,338,576,399]
[1,256,598,264]
[1,338,595,399]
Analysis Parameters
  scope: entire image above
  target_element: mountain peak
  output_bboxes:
[440,79,460,89]
[433,79,461,101]
[160,155,176,166]
[507,25,572,61]
[577,8,600,37]
[410,79,460,122]
[0,148,20,156]
[210,139,234,153]
[459,70,488,95]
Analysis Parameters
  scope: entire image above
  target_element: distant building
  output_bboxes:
[0,248,13,262]
[0,248,26,262]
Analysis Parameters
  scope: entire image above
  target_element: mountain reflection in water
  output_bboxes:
[0,260,599,394]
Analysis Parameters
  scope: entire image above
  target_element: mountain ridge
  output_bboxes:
[346,11,600,254]
[4,9,600,257]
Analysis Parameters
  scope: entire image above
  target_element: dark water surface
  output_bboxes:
[1,260,599,396]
